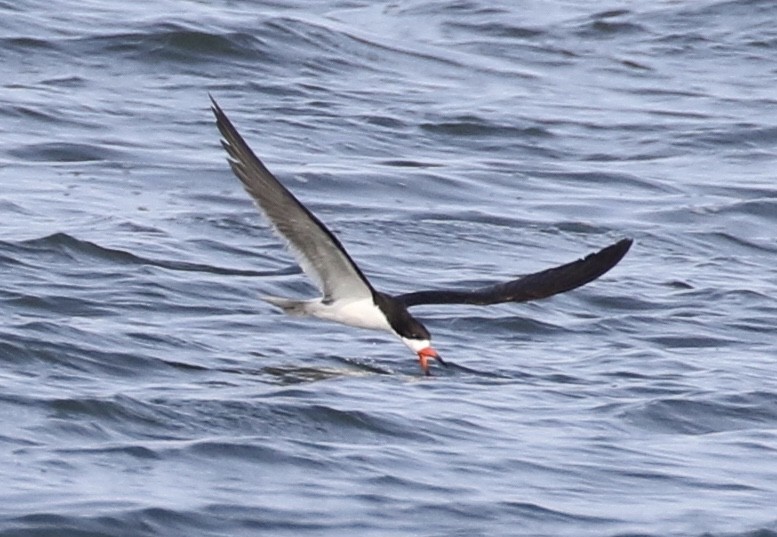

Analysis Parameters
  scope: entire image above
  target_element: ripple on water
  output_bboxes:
[621,392,777,436]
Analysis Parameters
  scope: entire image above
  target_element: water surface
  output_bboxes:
[2,1,777,536]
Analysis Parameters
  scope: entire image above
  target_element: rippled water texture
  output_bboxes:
[2,1,777,536]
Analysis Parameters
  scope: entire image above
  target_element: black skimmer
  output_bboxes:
[210,96,632,375]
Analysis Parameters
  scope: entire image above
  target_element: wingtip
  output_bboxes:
[208,95,236,148]
[616,237,634,256]
[601,237,633,267]
[208,93,223,117]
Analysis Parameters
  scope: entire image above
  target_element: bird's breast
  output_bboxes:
[307,298,394,333]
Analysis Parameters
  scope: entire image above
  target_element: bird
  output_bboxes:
[210,96,632,375]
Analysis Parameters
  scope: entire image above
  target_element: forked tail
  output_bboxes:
[261,296,314,316]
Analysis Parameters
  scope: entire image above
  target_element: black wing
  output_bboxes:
[210,95,376,302]
[396,238,632,307]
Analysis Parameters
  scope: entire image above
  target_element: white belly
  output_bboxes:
[307,298,393,333]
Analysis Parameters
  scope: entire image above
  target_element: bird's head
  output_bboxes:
[400,325,444,376]
[376,292,445,375]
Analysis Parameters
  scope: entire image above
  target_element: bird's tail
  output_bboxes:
[261,295,314,316]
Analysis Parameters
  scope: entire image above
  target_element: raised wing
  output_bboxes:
[397,238,632,307]
[211,96,375,302]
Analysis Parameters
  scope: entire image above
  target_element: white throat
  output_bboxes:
[401,337,431,353]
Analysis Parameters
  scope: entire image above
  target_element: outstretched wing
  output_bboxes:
[210,96,375,302]
[397,238,632,307]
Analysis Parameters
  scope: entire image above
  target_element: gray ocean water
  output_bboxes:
[2,1,777,536]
